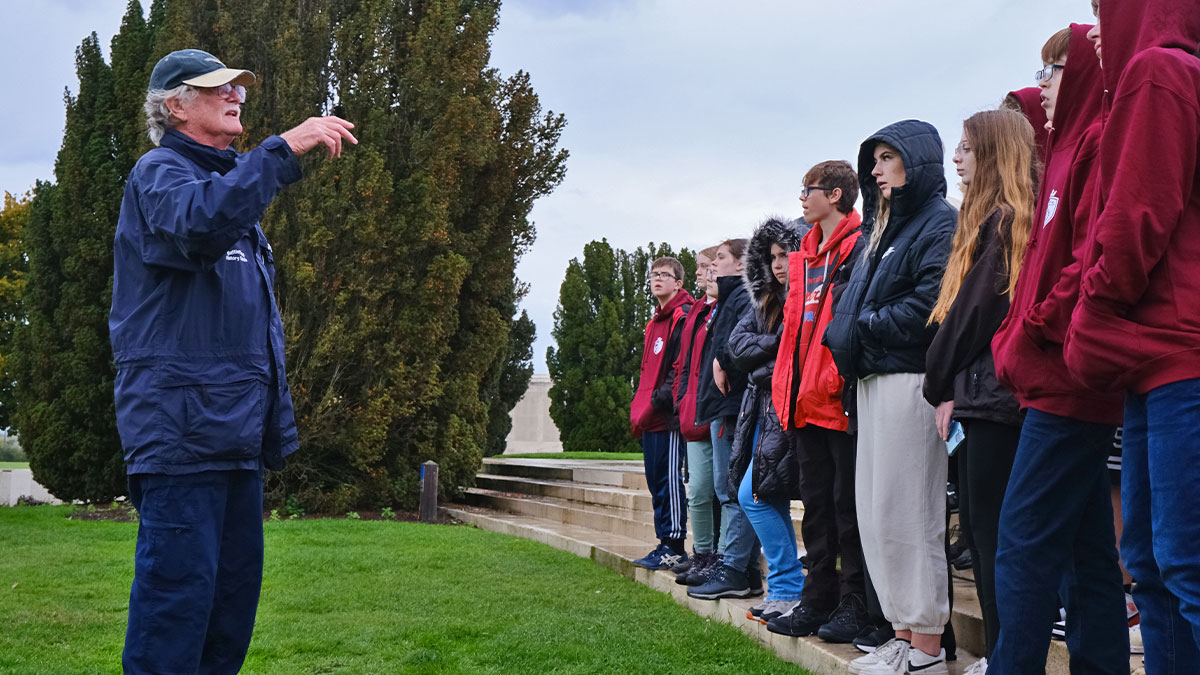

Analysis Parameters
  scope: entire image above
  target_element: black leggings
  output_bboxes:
[959,419,1021,657]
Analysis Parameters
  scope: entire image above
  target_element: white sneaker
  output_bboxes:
[1130,623,1144,655]
[849,638,909,674]
[900,647,947,675]
[963,657,987,675]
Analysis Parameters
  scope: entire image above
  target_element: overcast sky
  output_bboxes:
[3,1,1090,372]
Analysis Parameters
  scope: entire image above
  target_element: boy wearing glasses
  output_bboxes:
[631,257,694,570]
[989,23,1129,674]
[767,161,870,641]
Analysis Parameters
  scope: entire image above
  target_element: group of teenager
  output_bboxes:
[627,1,1200,673]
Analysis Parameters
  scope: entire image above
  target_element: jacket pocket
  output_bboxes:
[157,379,267,464]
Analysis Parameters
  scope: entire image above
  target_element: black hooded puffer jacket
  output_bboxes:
[728,217,810,501]
[824,120,957,381]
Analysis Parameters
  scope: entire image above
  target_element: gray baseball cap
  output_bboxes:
[149,49,255,91]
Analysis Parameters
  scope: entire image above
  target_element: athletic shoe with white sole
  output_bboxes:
[849,638,909,675]
[747,599,799,625]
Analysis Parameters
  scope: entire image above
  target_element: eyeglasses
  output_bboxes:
[648,272,679,281]
[207,83,247,102]
[954,142,973,155]
[799,185,835,199]
[1034,64,1064,83]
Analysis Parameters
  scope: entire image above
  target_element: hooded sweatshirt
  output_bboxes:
[1006,87,1051,168]
[991,23,1123,425]
[773,210,862,432]
[1065,0,1200,394]
[630,288,693,438]
[824,120,957,381]
[673,297,715,442]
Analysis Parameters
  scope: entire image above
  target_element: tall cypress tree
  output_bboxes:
[547,240,696,453]
[11,34,125,500]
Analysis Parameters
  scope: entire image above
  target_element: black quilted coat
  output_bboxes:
[728,217,810,501]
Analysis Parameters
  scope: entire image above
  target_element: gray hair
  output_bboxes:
[144,84,198,146]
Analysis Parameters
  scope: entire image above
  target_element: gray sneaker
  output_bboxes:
[747,599,799,625]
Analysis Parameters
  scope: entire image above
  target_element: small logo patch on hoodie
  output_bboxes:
[1044,189,1060,228]
[226,249,249,263]
[653,337,664,355]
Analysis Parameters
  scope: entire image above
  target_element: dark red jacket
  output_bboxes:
[1065,0,1200,394]
[992,23,1123,425]
[773,211,861,432]
[1006,86,1050,168]
[630,289,693,437]
[673,297,714,442]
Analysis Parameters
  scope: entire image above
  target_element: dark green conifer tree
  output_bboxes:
[547,240,696,453]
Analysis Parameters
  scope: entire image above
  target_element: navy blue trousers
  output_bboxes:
[989,408,1128,675]
[641,429,687,543]
[123,470,264,675]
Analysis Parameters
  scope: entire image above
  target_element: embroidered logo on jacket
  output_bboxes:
[1044,189,1059,228]
[226,249,249,263]
[653,337,664,355]
[881,246,896,259]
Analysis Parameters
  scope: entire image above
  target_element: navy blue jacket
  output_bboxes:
[110,128,302,475]
[695,275,751,425]
[824,120,956,380]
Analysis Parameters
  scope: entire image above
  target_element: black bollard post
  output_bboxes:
[419,460,439,524]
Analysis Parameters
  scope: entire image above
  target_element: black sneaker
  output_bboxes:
[817,594,873,643]
[766,601,831,637]
[853,623,894,653]
[951,547,973,571]
[687,564,757,600]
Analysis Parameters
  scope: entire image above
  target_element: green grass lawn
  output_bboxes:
[0,461,29,469]
[502,452,642,461]
[0,506,810,675]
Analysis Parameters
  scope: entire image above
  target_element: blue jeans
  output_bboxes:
[712,417,760,572]
[124,470,265,675]
[1123,379,1200,674]
[989,408,1127,675]
[739,455,804,601]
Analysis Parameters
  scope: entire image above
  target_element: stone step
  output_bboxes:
[441,503,985,675]
[465,486,806,552]
[475,473,653,512]
[481,457,648,491]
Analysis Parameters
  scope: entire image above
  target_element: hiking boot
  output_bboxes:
[766,601,831,637]
[818,593,873,643]
[633,544,686,571]
[675,552,714,585]
[687,564,756,600]
[747,599,799,625]
[684,553,724,586]
[849,637,909,674]
[853,624,895,654]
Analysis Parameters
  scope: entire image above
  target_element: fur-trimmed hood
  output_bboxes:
[743,216,810,310]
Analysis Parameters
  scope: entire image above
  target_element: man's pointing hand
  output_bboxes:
[280,116,358,158]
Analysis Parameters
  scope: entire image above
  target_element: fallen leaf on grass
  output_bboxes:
[11,582,17,589]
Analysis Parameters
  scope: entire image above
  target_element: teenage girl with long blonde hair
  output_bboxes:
[922,108,1039,673]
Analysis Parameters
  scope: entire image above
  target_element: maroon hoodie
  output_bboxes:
[992,23,1123,425]
[1007,86,1051,168]
[1065,0,1200,394]
[630,289,694,437]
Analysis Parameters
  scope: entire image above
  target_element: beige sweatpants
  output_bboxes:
[856,372,950,634]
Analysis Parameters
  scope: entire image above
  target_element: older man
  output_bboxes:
[111,49,355,674]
